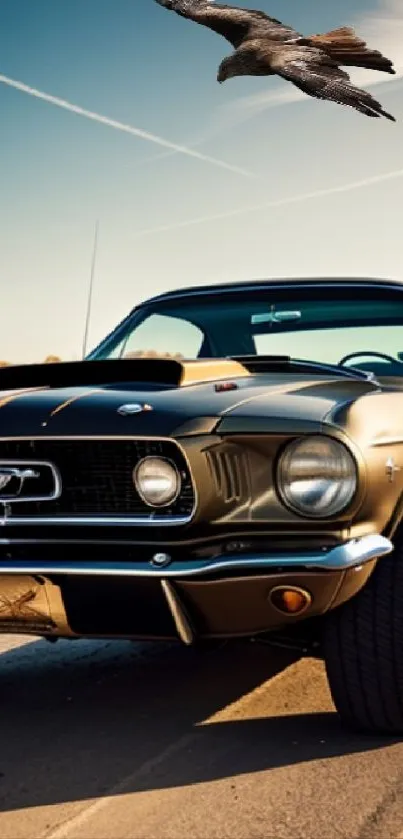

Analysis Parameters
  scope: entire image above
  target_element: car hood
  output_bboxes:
[0,358,377,438]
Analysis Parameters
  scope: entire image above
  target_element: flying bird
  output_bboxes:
[154,0,396,121]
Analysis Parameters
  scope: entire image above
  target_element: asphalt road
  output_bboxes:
[1,633,403,839]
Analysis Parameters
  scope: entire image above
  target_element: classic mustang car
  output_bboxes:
[1,276,403,734]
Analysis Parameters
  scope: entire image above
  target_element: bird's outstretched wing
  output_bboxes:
[271,46,396,120]
[153,0,300,47]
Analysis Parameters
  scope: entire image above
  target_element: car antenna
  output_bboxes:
[81,219,99,359]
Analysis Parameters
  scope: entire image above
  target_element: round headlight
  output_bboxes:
[277,435,357,518]
[134,457,180,507]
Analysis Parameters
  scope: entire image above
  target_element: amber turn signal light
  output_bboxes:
[269,586,312,615]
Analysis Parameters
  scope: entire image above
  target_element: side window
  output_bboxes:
[119,314,204,359]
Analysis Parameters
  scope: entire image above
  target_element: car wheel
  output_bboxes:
[323,532,403,734]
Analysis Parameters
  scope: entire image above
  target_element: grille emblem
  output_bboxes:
[386,457,400,482]
[0,461,61,502]
[117,403,153,416]
[0,467,40,497]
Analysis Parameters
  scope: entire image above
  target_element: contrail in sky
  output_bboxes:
[0,73,254,178]
[132,166,403,237]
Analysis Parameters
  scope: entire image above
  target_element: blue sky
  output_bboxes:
[0,0,402,362]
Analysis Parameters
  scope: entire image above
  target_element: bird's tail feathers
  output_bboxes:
[307,27,395,75]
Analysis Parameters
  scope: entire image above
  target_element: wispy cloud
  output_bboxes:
[0,73,254,178]
[221,0,403,121]
[132,164,403,238]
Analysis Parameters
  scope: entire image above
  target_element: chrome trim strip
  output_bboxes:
[0,435,194,441]
[0,460,61,503]
[0,515,192,527]
[370,437,403,448]
[0,538,190,545]
[0,535,392,577]
[0,436,198,525]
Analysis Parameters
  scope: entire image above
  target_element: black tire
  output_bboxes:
[323,532,403,735]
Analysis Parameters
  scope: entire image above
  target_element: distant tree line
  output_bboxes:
[0,355,62,367]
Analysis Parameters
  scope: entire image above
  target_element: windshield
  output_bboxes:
[90,284,403,376]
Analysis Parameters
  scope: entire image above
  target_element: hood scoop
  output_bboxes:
[0,358,250,392]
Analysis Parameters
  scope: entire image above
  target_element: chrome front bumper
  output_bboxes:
[0,534,392,644]
[0,534,392,577]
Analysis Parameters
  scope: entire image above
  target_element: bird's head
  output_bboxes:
[217,60,234,84]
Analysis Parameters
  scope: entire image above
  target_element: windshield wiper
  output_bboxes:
[231,355,378,384]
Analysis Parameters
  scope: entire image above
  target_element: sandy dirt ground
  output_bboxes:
[0,633,403,839]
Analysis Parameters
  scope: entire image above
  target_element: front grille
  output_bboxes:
[0,439,194,519]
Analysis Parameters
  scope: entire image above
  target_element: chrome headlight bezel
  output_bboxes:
[133,456,181,508]
[276,434,358,519]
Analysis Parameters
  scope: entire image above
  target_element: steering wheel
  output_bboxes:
[339,350,397,366]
